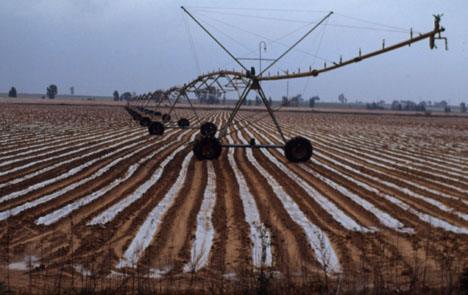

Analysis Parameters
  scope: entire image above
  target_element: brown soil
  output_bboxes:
[0,103,467,293]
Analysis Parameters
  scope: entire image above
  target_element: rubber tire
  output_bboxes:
[162,114,171,122]
[284,136,313,162]
[177,118,190,127]
[148,121,165,136]
[200,122,217,137]
[133,113,142,121]
[193,137,222,160]
[139,116,151,127]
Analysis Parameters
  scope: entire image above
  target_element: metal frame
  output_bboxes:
[129,9,447,160]
[180,9,448,160]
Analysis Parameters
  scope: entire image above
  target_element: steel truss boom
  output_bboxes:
[173,15,446,82]
[260,18,446,81]
[127,12,447,162]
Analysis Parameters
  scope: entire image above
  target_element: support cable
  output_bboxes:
[260,11,333,76]
[194,12,330,69]
[181,6,248,72]
[192,9,411,33]
[182,12,201,76]
[302,16,329,97]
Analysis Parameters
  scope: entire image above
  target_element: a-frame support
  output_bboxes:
[218,77,287,145]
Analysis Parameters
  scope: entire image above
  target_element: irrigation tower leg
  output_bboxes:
[168,91,201,126]
[255,83,287,144]
[218,81,252,138]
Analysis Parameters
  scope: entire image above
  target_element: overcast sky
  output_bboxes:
[1,0,467,104]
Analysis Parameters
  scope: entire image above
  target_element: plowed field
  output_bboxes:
[1,102,467,293]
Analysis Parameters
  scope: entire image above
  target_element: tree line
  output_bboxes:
[5,85,468,114]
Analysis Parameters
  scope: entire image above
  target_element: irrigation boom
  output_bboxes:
[261,18,446,81]
[183,14,446,82]
[127,11,448,163]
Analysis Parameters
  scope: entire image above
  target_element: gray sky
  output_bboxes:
[1,0,467,104]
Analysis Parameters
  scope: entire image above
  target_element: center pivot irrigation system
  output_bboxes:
[125,9,447,162]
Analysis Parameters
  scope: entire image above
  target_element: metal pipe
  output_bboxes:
[260,26,445,81]
[222,144,283,149]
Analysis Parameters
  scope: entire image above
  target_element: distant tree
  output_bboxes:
[70,86,75,95]
[435,100,448,108]
[152,89,164,102]
[120,92,132,101]
[366,101,385,110]
[194,86,220,105]
[248,99,252,106]
[8,87,17,98]
[47,84,58,99]
[415,102,426,112]
[222,93,226,105]
[207,87,221,105]
[269,97,272,106]
[460,102,466,113]
[338,93,347,104]
[289,94,301,107]
[255,95,261,106]
[309,96,320,108]
[282,96,288,106]
[391,100,402,111]
[195,88,206,104]
[444,106,451,113]
[113,90,119,101]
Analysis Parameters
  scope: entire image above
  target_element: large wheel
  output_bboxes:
[139,116,151,127]
[200,122,217,137]
[148,121,165,135]
[132,113,142,121]
[284,136,313,162]
[193,137,222,160]
[162,114,171,122]
[177,118,190,127]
